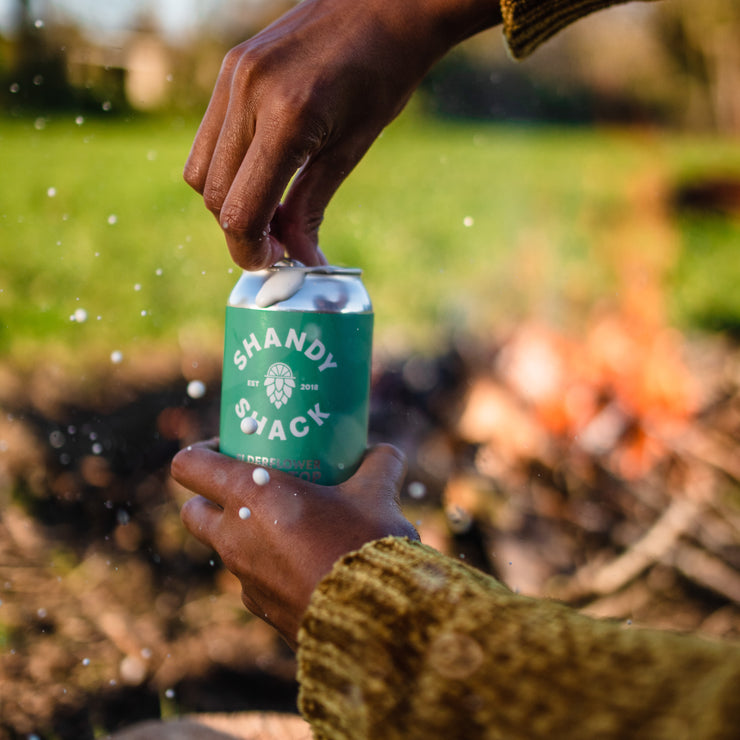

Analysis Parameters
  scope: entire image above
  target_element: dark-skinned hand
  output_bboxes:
[183,0,502,269]
[171,440,418,650]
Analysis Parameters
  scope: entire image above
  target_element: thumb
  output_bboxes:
[273,131,381,265]
[346,444,408,504]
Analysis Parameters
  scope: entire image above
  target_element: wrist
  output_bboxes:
[365,0,502,66]
[424,0,503,48]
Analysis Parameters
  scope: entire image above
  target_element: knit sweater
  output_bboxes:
[297,538,740,739]
[501,0,660,58]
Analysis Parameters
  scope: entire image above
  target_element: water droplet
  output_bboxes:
[49,430,65,449]
[33,75,43,86]
[165,688,175,699]
[240,416,258,435]
[140,310,147,317]
[34,117,46,130]
[133,283,141,291]
[238,507,251,520]
[92,442,103,455]
[75,115,85,125]
[82,657,90,666]
[37,607,47,618]
[111,350,123,364]
[252,467,270,486]
[107,214,117,225]
[117,510,130,526]
[155,268,163,276]
[34,19,44,28]
[102,101,112,112]
[72,308,88,323]
[9,83,19,94]
[221,220,229,230]
[187,380,206,399]
[46,186,56,198]
[146,150,157,161]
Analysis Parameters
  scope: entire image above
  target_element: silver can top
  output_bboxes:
[227,261,372,314]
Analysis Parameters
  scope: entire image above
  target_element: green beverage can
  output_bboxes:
[219,261,373,485]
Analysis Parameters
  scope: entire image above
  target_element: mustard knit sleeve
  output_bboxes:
[501,0,661,58]
[297,537,740,740]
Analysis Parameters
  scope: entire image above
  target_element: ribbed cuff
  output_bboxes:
[296,537,740,740]
[296,537,509,740]
[501,0,654,58]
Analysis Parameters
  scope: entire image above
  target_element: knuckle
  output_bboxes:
[182,162,206,193]
[202,185,226,215]
[221,42,251,76]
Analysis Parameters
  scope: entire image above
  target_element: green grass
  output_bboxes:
[2,110,740,368]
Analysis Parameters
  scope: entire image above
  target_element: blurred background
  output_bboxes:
[1,0,739,737]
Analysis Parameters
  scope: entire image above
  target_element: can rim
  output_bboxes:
[264,259,362,276]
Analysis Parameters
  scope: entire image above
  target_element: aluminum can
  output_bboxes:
[219,262,373,485]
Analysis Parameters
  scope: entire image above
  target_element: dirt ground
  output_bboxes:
[1,324,739,739]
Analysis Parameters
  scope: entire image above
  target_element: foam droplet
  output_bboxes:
[252,467,270,486]
[187,380,206,399]
[240,416,258,435]
[408,481,427,499]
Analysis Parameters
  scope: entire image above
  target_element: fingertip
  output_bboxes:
[225,231,285,271]
[356,443,407,482]
[183,157,206,194]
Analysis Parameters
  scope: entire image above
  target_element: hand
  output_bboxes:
[171,440,418,649]
[183,0,501,269]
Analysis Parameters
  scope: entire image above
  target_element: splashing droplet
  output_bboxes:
[252,467,270,486]
[240,416,258,435]
[187,380,206,399]
[408,481,427,500]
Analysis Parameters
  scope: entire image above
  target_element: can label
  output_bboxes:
[220,306,373,485]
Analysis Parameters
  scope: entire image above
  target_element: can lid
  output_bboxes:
[266,259,362,276]
[228,260,371,312]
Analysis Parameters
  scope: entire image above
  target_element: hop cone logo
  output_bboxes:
[264,362,296,409]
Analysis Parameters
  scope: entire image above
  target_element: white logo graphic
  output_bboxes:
[264,362,296,409]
